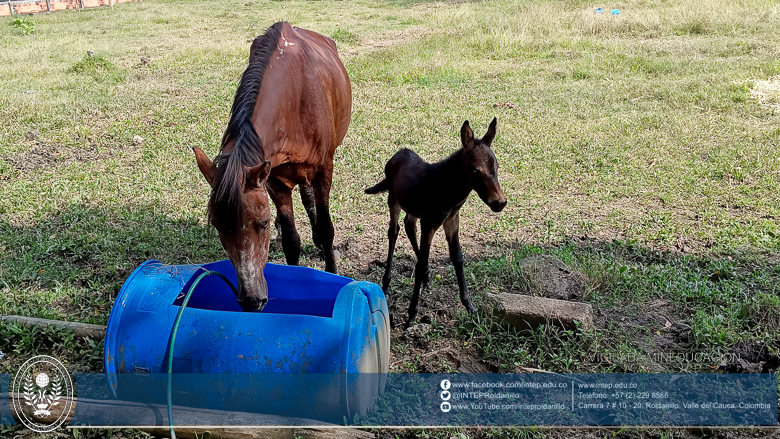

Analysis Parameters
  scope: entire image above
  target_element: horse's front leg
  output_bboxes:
[299,183,320,249]
[443,210,475,313]
[406,219,440,328]
[312,168,337,273]
[267,178,300,266]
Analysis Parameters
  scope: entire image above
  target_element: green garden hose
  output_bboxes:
[164,270,238,439]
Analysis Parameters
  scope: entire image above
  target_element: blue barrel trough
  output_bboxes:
[103,259,390,422]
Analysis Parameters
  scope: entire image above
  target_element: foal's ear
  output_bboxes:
[482,117,498,147]
[193,147,216,188]
[246,160,272,190]
[460,120,475,151]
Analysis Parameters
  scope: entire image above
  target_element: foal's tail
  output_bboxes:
[365,179,389,195]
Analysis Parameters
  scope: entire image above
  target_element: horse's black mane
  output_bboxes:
[209,21,284,233]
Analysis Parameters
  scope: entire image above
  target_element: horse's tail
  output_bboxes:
[365,179,389,195]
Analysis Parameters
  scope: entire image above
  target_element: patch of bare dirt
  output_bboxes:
[343,27,436,58]
[517,254,588,301]
[718,341,780,373]
[595,299,692,371]
[389,333,493,374]
[493,101,519,110]
[4,142,114,173]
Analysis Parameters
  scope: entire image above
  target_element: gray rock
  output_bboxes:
[25,129,40,140]
[404,323,431,338]
[485,293,593,331]
[132,135,144,146]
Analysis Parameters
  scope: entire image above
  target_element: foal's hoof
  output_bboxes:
[464,303,477,313]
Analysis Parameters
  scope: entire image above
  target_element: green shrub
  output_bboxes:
[11,17,36,35]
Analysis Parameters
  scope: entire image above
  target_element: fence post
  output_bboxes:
[46,0,51,12]
[8,0,14,15]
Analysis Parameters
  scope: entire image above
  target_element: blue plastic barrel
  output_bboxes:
[103,260,390,421]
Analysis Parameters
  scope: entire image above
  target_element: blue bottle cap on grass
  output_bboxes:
[594,8,604,13]
[611,9,621,15]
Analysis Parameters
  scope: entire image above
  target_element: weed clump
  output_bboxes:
[68,53,127,82]
[10,17,36,35]
[331,27,359,44]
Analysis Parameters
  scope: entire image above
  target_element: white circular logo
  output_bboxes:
[440,390,451,401]
[440,401,451,412]
[11,355,74,433]
[440,379,451,390]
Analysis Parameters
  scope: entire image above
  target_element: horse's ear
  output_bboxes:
[482,117,497,147]
[460,120,474,151]
[246,160,272,190]
[193,147,216,188]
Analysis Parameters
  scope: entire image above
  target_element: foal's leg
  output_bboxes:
[382,198,402,329]
[443,211,476,313]
[267,178,301,266]
[312,169,338,274]
[381,198,401,295]
[299,183,320,249]
[403,214,419,257]
[407,219,439,328]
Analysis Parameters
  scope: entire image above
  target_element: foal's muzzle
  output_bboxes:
[489,197,507,212]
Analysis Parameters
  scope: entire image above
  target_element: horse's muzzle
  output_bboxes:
[238,295,268,312]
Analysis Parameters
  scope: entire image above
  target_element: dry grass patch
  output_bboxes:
[750,75,780,108]
[575,0,780,37]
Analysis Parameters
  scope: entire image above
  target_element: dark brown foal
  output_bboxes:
[366,118,507,327]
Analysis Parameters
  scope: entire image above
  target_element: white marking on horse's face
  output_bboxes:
[237,239,262,292]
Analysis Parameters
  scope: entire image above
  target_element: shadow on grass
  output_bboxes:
[0,202,225,324]
[363,238,780,375]
[1,202,779,376]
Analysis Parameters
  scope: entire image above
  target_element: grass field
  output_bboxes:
[1,0,780,437]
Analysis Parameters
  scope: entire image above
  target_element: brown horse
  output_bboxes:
[366,118,506,327]
[193,22,352,312]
